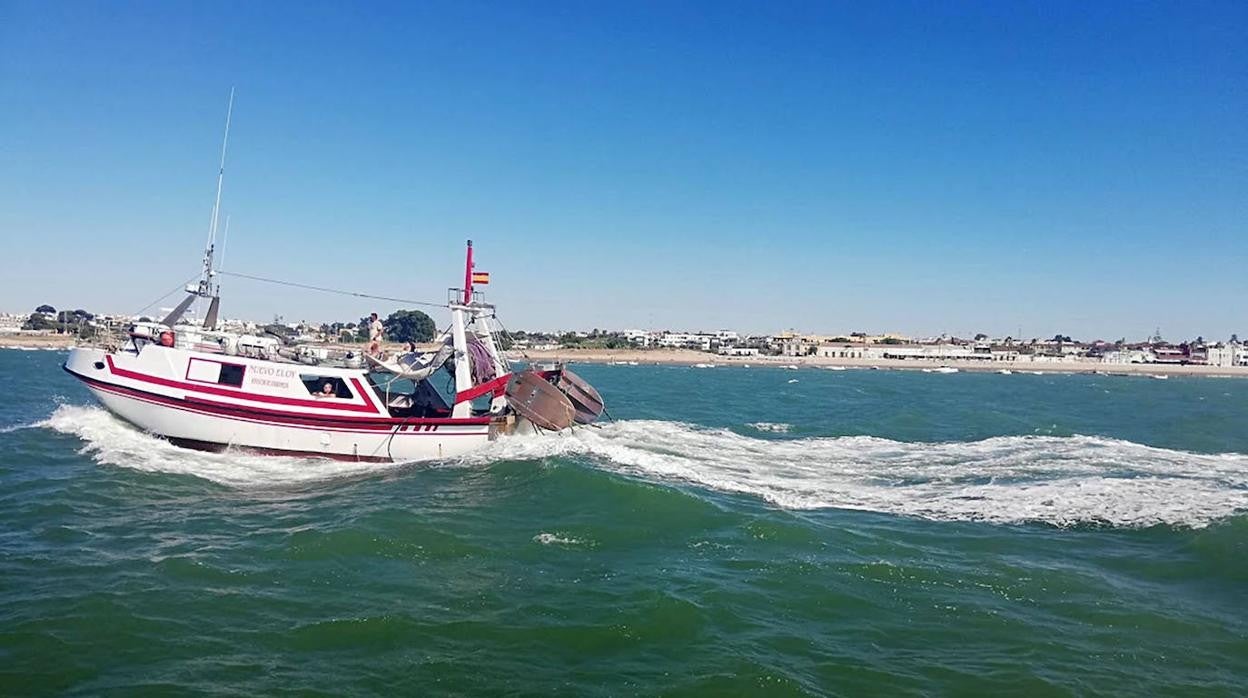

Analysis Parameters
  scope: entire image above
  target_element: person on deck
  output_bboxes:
[316,382,336,398]
[367,312,384,357]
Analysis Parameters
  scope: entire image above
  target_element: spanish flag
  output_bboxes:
[471,271,490,285]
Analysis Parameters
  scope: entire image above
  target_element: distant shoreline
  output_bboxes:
[518,348,1248,377]
[6,334,1243,377]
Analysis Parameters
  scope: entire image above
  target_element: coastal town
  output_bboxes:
[3,306,1244,375]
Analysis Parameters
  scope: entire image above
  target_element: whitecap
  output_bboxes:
[533,532,585,546]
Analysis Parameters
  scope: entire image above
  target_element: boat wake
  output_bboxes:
[467,420,1248,529]
[40,405,405,487]
[42,407,1248,528]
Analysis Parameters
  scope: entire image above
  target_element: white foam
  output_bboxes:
[40,405,403,487]
[533,532,586,546]
[39,406,1248,528]
[747,422,793,433]
[467,420,1248,529]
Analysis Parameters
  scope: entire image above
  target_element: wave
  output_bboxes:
[41,407,1248,528]
[465,420,1248,529]
[40,405,405,487]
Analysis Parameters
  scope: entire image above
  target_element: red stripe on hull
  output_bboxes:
[104,355,384,415]
[66,366,493,433]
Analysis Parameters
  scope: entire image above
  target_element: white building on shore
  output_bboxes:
[1205,342,1246,367]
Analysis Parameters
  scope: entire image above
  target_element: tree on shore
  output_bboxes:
[35,304,55,314]
[382,310,436,344]
[22,313,55,331]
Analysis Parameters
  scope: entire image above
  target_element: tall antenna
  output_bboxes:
[164,87,239,329]
[199,86,235,297]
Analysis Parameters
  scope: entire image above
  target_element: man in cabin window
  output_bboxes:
[368,312,384,357]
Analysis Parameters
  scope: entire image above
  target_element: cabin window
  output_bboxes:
[300,375,353,399]
[218,364,245,387]
[186,358,245,387]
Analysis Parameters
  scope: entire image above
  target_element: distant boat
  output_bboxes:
[782,364,799,370]
[997,369,1013,375]
[823,365,847,371]
[693,363,716,369]
[933,366,959,374]
[787,378,799,383]
[1151,374,1169,380]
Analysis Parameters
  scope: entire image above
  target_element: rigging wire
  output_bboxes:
[216,270,447,309]
[134,274,200,316]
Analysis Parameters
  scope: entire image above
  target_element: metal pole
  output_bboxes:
[462,239,474,305]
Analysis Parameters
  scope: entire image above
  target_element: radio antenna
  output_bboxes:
[199,86,234,297]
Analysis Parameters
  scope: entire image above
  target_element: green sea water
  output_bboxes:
[1,349,1245,696]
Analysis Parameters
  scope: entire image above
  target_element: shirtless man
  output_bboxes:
[367,312,384,357]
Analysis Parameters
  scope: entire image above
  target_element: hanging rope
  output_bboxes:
[216,270,447,309]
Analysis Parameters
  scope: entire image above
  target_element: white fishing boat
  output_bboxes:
[64,239,605,463]
[63,96,603,463]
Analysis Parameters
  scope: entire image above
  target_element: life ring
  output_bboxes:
[159,331,175,348]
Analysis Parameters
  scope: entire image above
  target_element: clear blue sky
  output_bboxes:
[1,1,1244,340]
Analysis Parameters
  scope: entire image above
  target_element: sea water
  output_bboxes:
[1,350,1245,695]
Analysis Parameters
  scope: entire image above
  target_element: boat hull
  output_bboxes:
[65,346,496,463]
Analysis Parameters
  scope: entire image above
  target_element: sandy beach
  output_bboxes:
[0,334,77,350]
